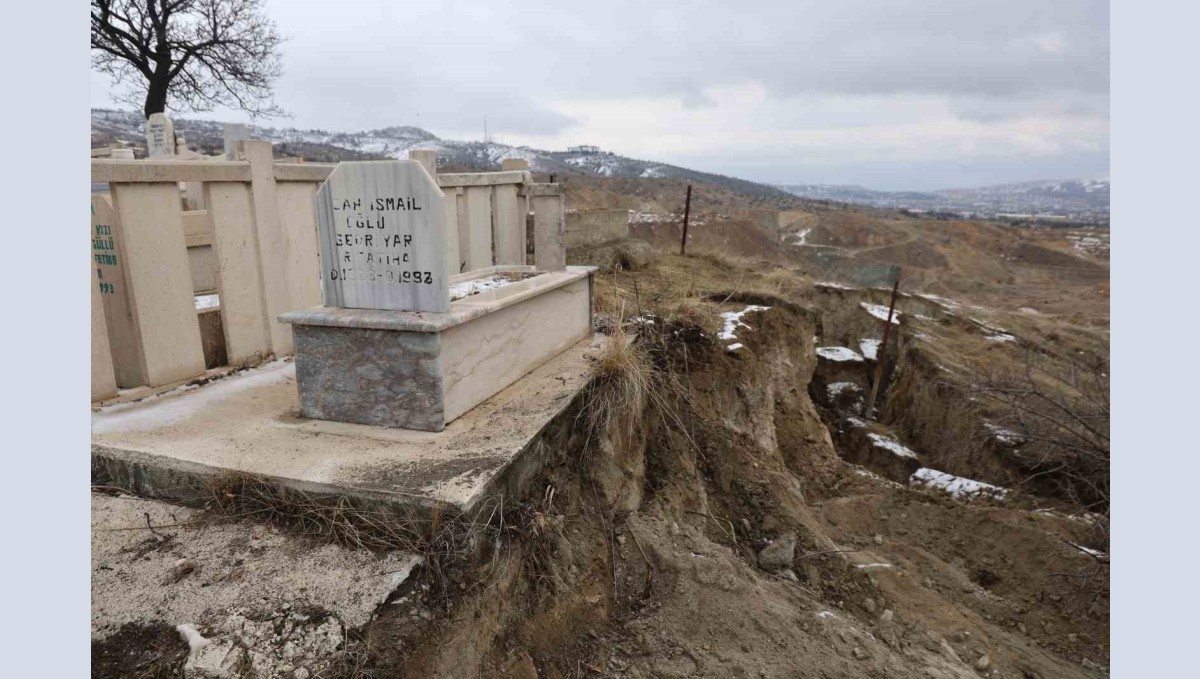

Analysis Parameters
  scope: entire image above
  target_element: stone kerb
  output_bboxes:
[315,160,449,313]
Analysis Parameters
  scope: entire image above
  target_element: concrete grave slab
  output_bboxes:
[282,265,595,432]
[92,333,609,515]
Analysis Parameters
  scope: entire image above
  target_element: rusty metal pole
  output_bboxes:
[679,184,693,256]
[864,270,901,419]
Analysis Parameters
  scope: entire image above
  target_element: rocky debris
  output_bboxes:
[92,494,422,642]
[974,653,991,671]
[174,606,346,678]
[165,557,196,584]
[757,532,797,571]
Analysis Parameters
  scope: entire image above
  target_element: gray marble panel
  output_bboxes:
[292,324,446,431]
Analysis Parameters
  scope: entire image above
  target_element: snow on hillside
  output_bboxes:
[90,108,796,201]
[777,178,1109,223]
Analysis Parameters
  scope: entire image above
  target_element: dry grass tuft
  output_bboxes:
[593,277,625,317]
[203,473,506,591]
[585,322,656,448]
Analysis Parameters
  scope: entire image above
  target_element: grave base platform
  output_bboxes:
[91,334,608,515]
[281,265,596,432]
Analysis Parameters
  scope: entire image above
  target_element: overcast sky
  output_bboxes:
[91,0,1109,191]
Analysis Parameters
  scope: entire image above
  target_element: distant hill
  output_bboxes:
[91,108,797,203]
[777,179,1109,224]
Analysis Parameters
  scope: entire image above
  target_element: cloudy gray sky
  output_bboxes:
[91,0,1109,191]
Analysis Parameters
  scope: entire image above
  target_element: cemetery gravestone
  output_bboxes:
[315,160,449,312]
[224,123,250,159]
[145,113,175,158]
[91,195,145,387]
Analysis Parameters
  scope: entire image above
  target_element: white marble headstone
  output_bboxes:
[316,160,449,312]
[223,123,250,159]
[145,113,174,158]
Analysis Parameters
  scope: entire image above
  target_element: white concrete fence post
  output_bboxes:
[203,181,272,366]
[531,184,567,271]
[108,181,207,386]
[244,140,294,356]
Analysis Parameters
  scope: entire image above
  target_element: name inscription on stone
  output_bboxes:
[315,161,449,312]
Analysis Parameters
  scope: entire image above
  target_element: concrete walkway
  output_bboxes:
[92,334,607,513]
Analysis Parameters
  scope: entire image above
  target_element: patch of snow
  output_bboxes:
[845,416,869,429]
[1017,307,1041,315]
[449,275,510,301]
[861,302,900,324]
[815,281,858,291]
[970,317,1009,334]
[985,333,1017,343]
[194,293,220,311]
[1068,542,1109,562]
[855,563,894,570]
[867,432,918,459]
[984,423,1022,445]
[92,360,295,434]
[852,466,905,488]
[859,339,881,360]
[718,305,771,342]
[919,294,961,310]
[910,468,1008,500]
[816,610,837,619]
[827,382,860,397]
[176,624,211,652]
[816,346,864,362]
[789,228,812,246]
[629,210,682,224]
[726,343,745,352]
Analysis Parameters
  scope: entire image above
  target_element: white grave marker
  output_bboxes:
[223,123,250,159]
[315,160,449,312]
[145,113,174,158]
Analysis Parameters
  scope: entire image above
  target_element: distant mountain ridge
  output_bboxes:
[91,108,796,202]
[777,179,1109,223]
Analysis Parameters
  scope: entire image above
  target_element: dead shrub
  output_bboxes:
[968,350,1110,517]
[584,323,655,449]
[203,472,506,590]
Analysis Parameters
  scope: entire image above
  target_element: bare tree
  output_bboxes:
[91,0,284,119]
[970,350,1110,523]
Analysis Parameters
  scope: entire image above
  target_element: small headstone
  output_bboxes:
[315,160,449,312]
[223,123,250,159]
[91,194,143,386]
[145,113,175,158]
